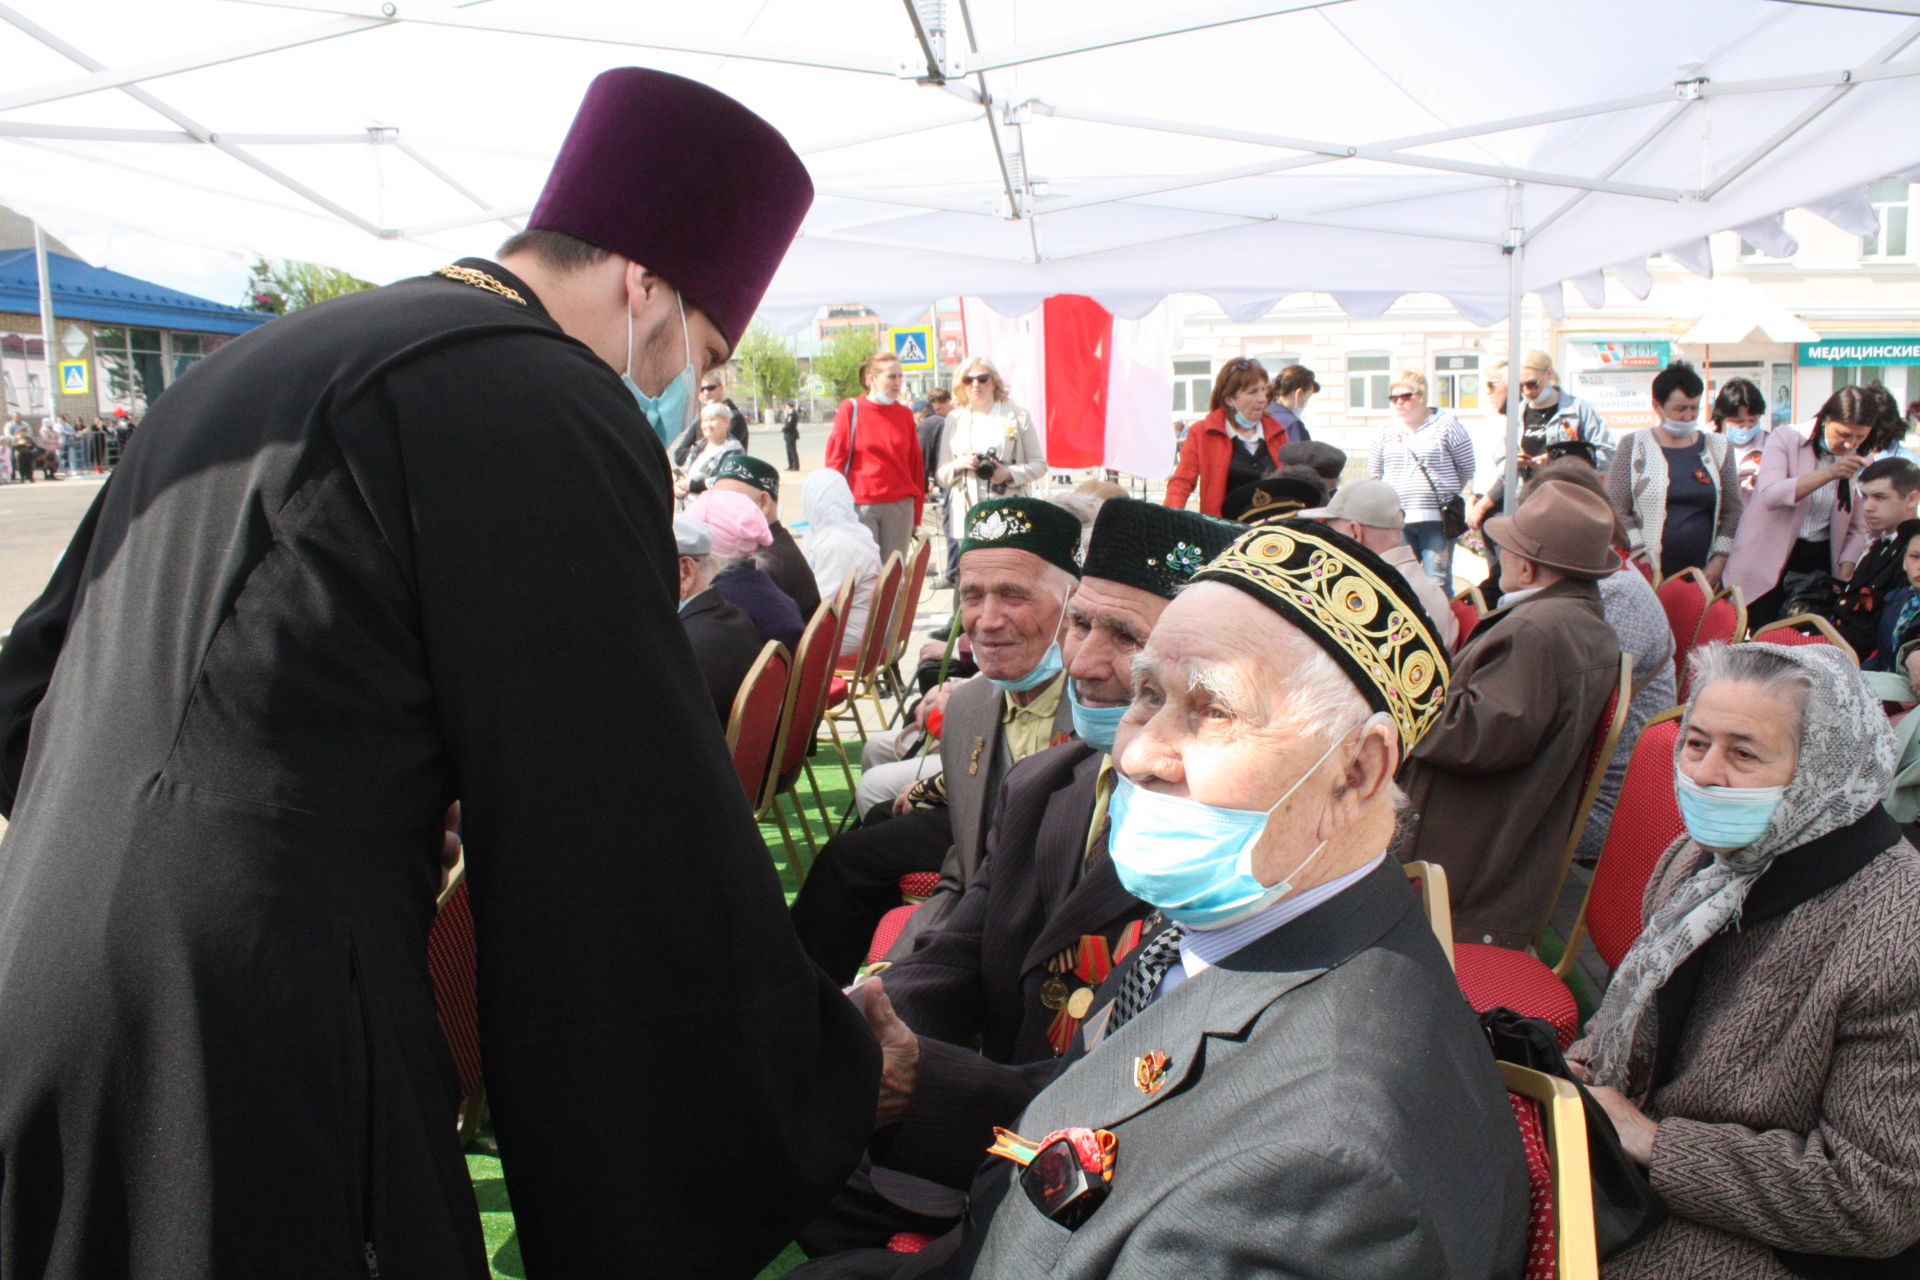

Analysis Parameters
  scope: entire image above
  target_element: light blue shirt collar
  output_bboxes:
[1158,853,1387,998]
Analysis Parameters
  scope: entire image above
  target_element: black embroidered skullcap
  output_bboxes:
[1082,499,1246,601]
[1191,519,1450,753]
[713,453,780,497]
[958,497,1083,577]
[1221,467,1329,526]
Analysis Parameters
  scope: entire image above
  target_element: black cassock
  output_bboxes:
[0,260,877,1279]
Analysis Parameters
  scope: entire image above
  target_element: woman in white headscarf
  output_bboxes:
[803,469,882,661]
[1569,642,1920,1278]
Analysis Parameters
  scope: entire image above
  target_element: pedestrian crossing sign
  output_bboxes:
[59,360,89,395]
[891,327,933,371]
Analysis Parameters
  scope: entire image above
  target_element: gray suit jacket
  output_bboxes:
[887,859,1530,1280]
[888,671,1072,955]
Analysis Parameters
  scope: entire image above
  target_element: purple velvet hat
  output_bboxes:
[529,68,812,347]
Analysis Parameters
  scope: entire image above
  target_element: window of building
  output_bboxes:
[1348,352,1392,412]
[1834,364,1920,407]
[93,325,165,414]
[1250,352,1302,380]
[1433,353,1480,411]
[1862,179,1912,260]
[171,332,211,381]
[1172,358,1212,414]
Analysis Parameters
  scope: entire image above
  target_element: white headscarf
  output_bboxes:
[803,470,882,655]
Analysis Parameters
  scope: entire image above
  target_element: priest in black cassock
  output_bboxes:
[0,69,877,1279]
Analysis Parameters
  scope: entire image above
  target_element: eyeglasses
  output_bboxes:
[1519,379,1543,392]
[1387,392,1414,403]
[963,373,993,384]
[700,384,720,392]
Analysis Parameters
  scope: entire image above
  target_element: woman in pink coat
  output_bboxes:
[1724,387,1877,630]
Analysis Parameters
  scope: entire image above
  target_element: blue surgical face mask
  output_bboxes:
[1674,770,1785,852]
[1106,716,1377,929]
[624,291,699,449]
[985,598,1070,694]
[1232,409,1260,431]
[1067,679,1128,752]
[1727,423,1761,446]
[1657,416,1694,437]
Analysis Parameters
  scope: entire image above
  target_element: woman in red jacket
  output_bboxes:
[824,350,926,562]
[1164,357,1296,516]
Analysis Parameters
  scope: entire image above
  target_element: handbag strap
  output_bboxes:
[1403,429,1451,506]
[840,397,859,479]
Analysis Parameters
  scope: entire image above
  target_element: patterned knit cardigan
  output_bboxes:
[1574,838,1920,1278]
[1605,428,1743,579]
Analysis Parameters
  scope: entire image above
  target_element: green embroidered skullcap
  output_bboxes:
[1191,519,1450,754]
[959,497,1083,578]
[713,453,780,497]
[1082,498,1245,601]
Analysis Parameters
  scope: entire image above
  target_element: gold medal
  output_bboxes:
[1039,975,1070,1010]
[1066,987,1095,1019]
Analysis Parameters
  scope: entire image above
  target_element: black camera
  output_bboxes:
[973,447,1002,481]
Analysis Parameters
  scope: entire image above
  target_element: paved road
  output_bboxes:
[0,473,107,632]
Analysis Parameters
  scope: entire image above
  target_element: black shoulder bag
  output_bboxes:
[1408,440,1469,541]
[1480,1007,1667,1260]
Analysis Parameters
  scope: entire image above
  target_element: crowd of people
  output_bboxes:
[0,66,1915,1280]
[1,410,134,482]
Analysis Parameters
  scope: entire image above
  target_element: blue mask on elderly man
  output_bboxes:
[1066,679,1128,752]
[1106,716,1380,929]
[1674,771,1785,851]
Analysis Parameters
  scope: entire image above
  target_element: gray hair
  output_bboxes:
[700,401,731,424]
[1048,492,1107,561]
[1686,643,1814,737]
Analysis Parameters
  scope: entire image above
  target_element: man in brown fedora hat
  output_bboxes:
[1397,479,1623,949]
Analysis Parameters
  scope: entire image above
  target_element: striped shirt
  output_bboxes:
[1368,411,1476,523]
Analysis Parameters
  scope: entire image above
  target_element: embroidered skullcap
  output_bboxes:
[713,453,780,498]
[1083,499,1244,601]
[685,489,773,561]
[958,497,1083,578]
[529,69,813,346]
[1191,520,1450,753]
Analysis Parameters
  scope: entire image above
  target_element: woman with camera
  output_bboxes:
[934,356,1048,579]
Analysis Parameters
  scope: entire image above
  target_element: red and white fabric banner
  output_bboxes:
[958,294,1175,482]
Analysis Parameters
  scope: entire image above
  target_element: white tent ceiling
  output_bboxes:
[2,0,1920,331]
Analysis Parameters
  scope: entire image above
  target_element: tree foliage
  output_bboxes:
[732,321,802,412]
[816,325,880,402]
[243,256,375,314]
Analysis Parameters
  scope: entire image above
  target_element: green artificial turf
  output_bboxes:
[460,736,869,1276]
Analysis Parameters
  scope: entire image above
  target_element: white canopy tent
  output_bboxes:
[4,0,1920,495]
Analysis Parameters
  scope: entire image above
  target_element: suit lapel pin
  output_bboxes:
[969,736,986,776]
[1134,1050,1170,1095]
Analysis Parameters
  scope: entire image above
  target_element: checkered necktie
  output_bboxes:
[1105,922,1183,1034]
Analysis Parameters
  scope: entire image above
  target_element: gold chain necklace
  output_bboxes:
[433,264,527,306]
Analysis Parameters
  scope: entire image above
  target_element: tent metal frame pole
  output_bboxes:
[33,222,57,426]
[1503,181,1525,517]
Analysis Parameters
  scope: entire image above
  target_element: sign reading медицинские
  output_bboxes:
[1798,337,1920,366]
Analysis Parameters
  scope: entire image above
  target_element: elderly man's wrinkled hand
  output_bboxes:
[1586,1083,1659,1166]
[850,978,919,1129]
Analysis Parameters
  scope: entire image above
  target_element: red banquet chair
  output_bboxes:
[1656,567,1713,687]
[725,641,793,867]
[1627,549,1655,584]
[427,864,486,1145]
[829,551,905,744]
[1749,612,1859,664]
[880,537,935,714]
[1679,588,1747,700]
[1502,1062,1600,1280]
[1554,707,1687,980]
[759,599,847,880]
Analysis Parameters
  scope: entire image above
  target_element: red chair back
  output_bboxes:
[725,641,792,805]
[1657,568,1712,685]
[427,871,484,1130]
[1681,589,1747,699]
[1450,599,1480,651]
[1750,613,1859,664]
[1510,1091,1559,1280]
[886,538,933,667]
[778,601,841,778]
[842,552,904,679]
[1627,549,1655,583]
[1586,708,1686,970]
[824,573,855,666]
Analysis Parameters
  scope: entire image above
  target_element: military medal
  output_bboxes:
[969,736,986,776]
[1065,987,1095,1020]
[1134,1050,1171,1095]
[987,1125,1117,1229]
[1044,934,1118,1055]
[1039,974,1070,1011]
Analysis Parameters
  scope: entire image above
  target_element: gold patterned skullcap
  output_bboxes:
[1190,520,1450,753]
